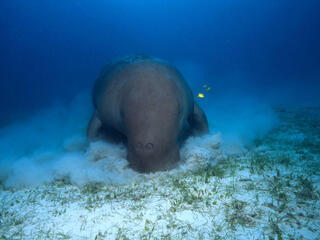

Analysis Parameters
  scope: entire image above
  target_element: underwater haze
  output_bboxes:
[1,0,320,126]
[1,1,320,239]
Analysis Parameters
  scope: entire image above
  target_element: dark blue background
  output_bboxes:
[1,0,320,126]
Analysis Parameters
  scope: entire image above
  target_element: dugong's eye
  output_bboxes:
[136,143,143,152]
[145,143,154,152]
[178,104,182,117]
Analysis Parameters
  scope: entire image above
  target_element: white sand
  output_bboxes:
[1,102,319,239]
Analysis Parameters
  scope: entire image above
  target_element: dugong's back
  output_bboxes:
[92,55,194,134]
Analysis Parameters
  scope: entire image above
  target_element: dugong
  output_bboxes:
[88,55,209,172]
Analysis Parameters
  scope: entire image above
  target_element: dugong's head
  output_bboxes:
[122,92,181,173]
[120,60,188,173]
[127,133,180,173]
[127,112,180,172]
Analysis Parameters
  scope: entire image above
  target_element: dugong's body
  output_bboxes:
[88,55,208,172]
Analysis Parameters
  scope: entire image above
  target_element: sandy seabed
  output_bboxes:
[0,106,320,240]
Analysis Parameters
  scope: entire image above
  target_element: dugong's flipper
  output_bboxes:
[87,111,103,141]
[188,102,209,136]
[87,112,126,143]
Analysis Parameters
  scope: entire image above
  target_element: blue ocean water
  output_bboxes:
[1,0,319,183]
[1,0,319,127]
[1,2,320,239]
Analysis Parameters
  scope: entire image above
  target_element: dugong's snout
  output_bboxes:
[127,141,180,173]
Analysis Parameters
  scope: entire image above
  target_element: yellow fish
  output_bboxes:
[206,87,211,91]
[196,93,205,98]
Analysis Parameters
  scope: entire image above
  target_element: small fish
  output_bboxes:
[196,93,205,98]
[206,87,211,91]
